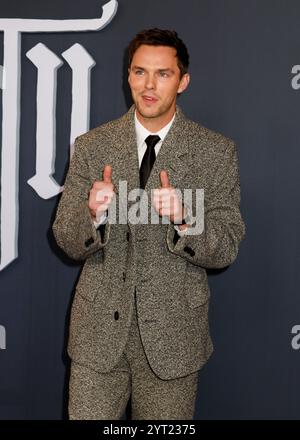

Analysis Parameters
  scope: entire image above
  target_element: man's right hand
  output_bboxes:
[88,165,115,221]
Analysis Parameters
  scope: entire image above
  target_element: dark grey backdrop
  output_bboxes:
[0,0,299,420]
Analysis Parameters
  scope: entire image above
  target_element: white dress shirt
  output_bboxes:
[135,111,175,166]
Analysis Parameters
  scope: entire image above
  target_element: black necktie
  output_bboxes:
[140,135,160,189]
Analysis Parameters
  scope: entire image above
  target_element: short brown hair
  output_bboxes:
[128,28,189,78]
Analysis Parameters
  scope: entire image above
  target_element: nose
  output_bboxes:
[145,73,156,90]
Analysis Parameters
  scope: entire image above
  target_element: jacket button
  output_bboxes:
[127,232,130,241]
[84,237,94,248]
[123,272,126,281]
[114,311,119,321]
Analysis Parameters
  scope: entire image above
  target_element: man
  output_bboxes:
[53,28,245,420]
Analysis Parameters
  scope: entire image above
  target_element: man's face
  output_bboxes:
[128,44,190,129]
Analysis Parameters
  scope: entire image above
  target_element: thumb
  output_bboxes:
[160,170,170,188]
[102,164,112,183]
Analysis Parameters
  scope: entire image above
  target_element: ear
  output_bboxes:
[177,73,190,94]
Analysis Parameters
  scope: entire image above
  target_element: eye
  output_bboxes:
[135,69,144,75]
[160,71,169,78]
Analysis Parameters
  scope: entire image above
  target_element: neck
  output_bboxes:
[135,109,176,132]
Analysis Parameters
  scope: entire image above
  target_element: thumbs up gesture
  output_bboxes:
[152,170,187,227]
[88,165,115,221]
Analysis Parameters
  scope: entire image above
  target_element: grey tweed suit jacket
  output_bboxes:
[53,105,245,380]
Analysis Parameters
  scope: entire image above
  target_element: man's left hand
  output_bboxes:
[152,170,187,229]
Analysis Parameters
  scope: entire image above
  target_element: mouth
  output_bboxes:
[141,95,158,104]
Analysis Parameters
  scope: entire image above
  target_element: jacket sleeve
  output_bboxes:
[166,141,245,269]
[52,135,110,261]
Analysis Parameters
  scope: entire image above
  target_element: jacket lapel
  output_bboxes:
[146,106,191,191]
[112,106,140,195]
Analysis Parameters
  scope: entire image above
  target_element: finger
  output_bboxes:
[152,198,161,212]
[96,195,111,204]
[96,189,114,202]
[161,192,174,207]
[92,180,105,190]
[152,193,160,204]
[159,208,171,217]
[160,170,170,188]
[103,164,112,183]
[96,203,110,213]
[161,199,171,209]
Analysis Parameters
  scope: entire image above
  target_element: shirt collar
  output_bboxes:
[134,110,176,148]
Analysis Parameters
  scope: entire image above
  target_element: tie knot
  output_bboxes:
[145,135,160,149]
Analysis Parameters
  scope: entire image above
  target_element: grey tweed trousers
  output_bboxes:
[68,299,199,420]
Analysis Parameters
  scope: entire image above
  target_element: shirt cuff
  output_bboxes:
[93,212,107,229]
[174,224,190,236]
[173,204,194,236]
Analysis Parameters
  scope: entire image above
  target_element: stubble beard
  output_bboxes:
[135,98,173,121]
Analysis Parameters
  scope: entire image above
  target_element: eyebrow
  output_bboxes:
[131,65,175,74]
[158,68,175,74]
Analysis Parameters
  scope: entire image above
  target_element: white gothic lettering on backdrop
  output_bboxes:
[0,0,118,271]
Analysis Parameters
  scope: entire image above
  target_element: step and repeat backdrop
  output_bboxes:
[0,0,300,419]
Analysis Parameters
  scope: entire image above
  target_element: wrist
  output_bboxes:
[174,205,193,228]
[178,223,188,231]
